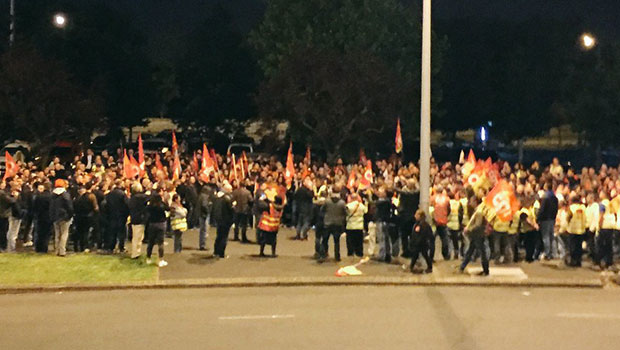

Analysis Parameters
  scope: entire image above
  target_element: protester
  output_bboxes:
[256,195,284,257]
[231,180,252,243]
[409,209,433,273]
[322,184,347,262]
[345,193,367,257]
[170,194,188,253]
[50,179,73,257]
[145,192,168,267]
[212,182,234,258]
[128,183,148,258]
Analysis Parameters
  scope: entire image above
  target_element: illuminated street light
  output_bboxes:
[580,33,596,50]
[53,13,67,28]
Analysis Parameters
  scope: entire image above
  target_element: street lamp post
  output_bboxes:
[419,0,432,214]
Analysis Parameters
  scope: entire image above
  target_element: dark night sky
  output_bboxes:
[102,0,620,61]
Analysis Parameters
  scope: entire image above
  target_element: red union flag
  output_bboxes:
[123,150,136,179]
[285,142,295,188]
[461,149,476,179]
[395,118,403,154]
[346,170,357,191]
[359,160,373,189]
[3,151,17,181]
[485,180,520,222]
[138,133,145,177]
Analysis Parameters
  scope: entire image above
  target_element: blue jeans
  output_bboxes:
[296,211,312,239]
[540,220,556,258]
[199,215,209,249]
[431,225,451,260]
[460,234,490,273]
[376,221,392,261]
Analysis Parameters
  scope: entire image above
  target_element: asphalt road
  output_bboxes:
[1,287,620,350]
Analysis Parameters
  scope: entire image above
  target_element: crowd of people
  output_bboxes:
[1,143,619,276]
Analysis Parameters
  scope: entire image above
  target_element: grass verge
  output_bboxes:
[0,253,157,286]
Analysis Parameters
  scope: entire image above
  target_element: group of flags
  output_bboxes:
[462,149,520,222]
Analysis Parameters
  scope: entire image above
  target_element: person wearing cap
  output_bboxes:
[50,179,73,256]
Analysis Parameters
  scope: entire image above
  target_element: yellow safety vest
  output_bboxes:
[567,204,586,235]
[447,199,461,231]
[520,207,536,233]
[493,215,510,233]
[508,211,520,235]
[585,203,600,233]
[460,198,469,226]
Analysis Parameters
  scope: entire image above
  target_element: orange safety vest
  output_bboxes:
[434,194,449,226]
[258,204,283,232]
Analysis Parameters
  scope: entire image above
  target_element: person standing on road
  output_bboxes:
[537,181,558,260]
[294,179,314,241]
[198,180,216,251]
[232,180,252,243]
[170,194,188,253]
[397,178,419,258]
[459,198,490,276]
[73,184,98,252]
[446,191,463,260]
[566,195,586,267]
[409,209,433,273]
[345,193,367,257]
[212,183,235,258]
[145,193,169,267]
[374,187,393,263]
[256,195,284,257]
[431,186,451,261]
[0,182,11,251]
[50,179,73,257]
[322,184,347,262]
[128,183,149,259]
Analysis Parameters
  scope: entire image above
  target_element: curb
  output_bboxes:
[0,276,606,294]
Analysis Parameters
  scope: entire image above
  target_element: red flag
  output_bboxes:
[346,170,357,191]
[230,154,238,182]
[171,130,178,155]
[123,150,136,179]
[467,149,476,164]
[462,149,476,180]
[395,118,403,154]
[359,160,373,189]
[200,144,214,182]
[301,166,310,179]
[305,146,311,165]
[129,155,141,179]
[3,151,17,181]
[359,149,367,164]
[210,149,219,171]
[138,133,145,177]
[242,151,249,176]
[155,152,164,172]
[172,151,181,180]
[285,142,295,188]
[485,180,520,222]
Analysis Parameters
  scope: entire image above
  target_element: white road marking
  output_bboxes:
[557,313,620,320]
[219,314,295,321]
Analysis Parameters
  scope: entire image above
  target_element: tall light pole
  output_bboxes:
[9,0,15,46]
[419,0,432,214]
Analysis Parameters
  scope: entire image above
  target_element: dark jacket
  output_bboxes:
[146,197,169,224]
[212,191,234,227]
[32,190,53,224]
[0,189,12,218]
[232,187,253,214]
[105,189,129,222]
[537,190,558,221]
[198,184,216,219]
[323,195,346,227]
[398,189,420,220]
[295,186,314,217]
[50,188,74,222]
[74,193,96,218]
[128,193,149,225]
[374,197,393,222]
[410,220,434,246]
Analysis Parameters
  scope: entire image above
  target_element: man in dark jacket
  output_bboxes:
[232,180,253,243]
[212,183,234,258]
[294,179,315,240]
[32,182,53,253]
[128,183,149,258]
[198,180,217,250]
[409,209,433,273]
[50,179,74,256]
[104,180,129,253]
[374,187,395,262]
[73,185,97,252]
[537,181,558,259]
[397,179,420,258]
[322,184,347,261]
